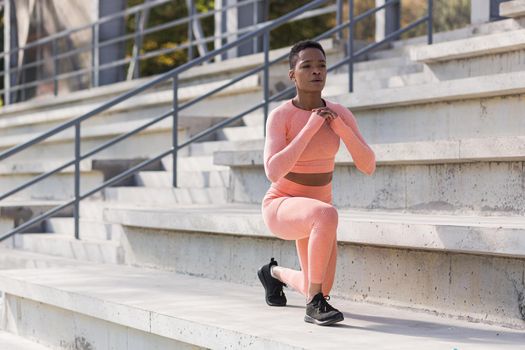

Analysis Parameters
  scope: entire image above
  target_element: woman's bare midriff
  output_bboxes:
[284,171,333,186]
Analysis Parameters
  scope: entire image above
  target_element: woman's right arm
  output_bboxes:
[263,110,326,182]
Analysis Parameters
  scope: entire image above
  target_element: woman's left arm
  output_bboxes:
[329,108,376,175]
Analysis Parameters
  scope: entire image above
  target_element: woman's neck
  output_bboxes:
[293,92,324,111]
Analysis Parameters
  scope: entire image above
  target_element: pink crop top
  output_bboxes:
[263,99,376,183]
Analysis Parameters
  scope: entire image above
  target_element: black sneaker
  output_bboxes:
[304,293,344,326]
[257,257,287,306]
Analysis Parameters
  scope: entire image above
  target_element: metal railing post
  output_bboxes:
[336,0,343,40]
[134,12,141,79]
[172,75,179,188]
[52,39,58,96]
[74,123,81,240]
[428,0,433,45]
[263,31,270,136]
[92,23,100,87]
[253,0,259,53]
[348,0,354,92]
[188,0,195,60]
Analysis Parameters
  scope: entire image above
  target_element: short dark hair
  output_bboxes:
[288,40,326,69]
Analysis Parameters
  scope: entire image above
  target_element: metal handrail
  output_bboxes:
[0,0,433,241]
[2,0,265,103]
[0,0,262,60]
[0,2,336,95]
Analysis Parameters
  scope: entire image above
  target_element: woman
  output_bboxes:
[257,40,376,326]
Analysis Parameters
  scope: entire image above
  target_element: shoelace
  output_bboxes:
[317,295,336,313]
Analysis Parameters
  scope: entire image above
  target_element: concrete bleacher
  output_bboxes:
[2,1,525,348]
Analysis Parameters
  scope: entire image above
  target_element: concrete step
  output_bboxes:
[352,55,411,72]
[324,70,427,96]
[0,247,97,271]
[161,155,229,172]
[103,203,525,328]
[500,0,525,18]
[219,125,264,141]
[0,200,73,239]
[390,16,525,49]
[44,218,123,241]
[13,234,124,265]
[330,71,525,144]
[0,330,52,350]
[134,169,229,188]
[1,264,523,349]
[105,203,525,257]
[411,28,525,64]
[215,135,525,214]
[0,157,161,201]
[410,28,525,83]
[0,75,260,138]
[187,138,264,156]
[103,186,228,205]
[0,166,105,202]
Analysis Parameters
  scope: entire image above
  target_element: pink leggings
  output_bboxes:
[261,177,338,297]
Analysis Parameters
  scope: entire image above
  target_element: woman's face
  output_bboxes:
[289,48,327,93]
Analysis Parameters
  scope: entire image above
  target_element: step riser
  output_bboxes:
[103,187,229,206]
[239,95,525,142]
[424,49,525,81]
[2,294,199,350]
[0,129,191,164]
[118,225,525,329]
[135,171,229,188]
[219,126,264,141]
[390,17,525,49]
[356,94,525,144]
[227,161,525,215]
[45,219,123,241]
[0,250,91,270]
[0,104,172,138]
[161,156,229,172]
[331,64,423,83]
[188,139,265,156]
[0,172,104,201]
[14,235,124,264]
[0,77,260,138]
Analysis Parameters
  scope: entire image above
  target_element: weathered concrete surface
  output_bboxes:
[14,234,125,265]
[104,204,525,257]
[0,330,52,350]
[332,72,525,112]
[500,0,525,18]
[421,50,525,82]
[214,136,525,166]
[103,186,229,206]
[2,294,199,350]
[100,203,525,327]
[410,29,525,63]
[0,247,95,271]
[219,159,525,215]
[1,265,524,349]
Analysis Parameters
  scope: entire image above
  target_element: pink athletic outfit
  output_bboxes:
[261,99,375,297]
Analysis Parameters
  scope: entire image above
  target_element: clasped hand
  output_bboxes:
[312,107,338,123]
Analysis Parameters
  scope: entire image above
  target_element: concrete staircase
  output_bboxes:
[2,1,525,348]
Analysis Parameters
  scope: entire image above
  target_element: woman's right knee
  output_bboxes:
[312,205,338,231]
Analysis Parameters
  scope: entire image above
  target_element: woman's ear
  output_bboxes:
[288,69,295,81]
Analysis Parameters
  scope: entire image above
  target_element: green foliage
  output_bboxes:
[124,0,471,76]
[268,1,334,49]
[401,0,471,38]
[125,0,216,77]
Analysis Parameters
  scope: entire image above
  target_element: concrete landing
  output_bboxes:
[0,331,51,350]
[0,264,524,349]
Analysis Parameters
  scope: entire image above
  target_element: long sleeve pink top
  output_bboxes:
[263,99,376,183]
